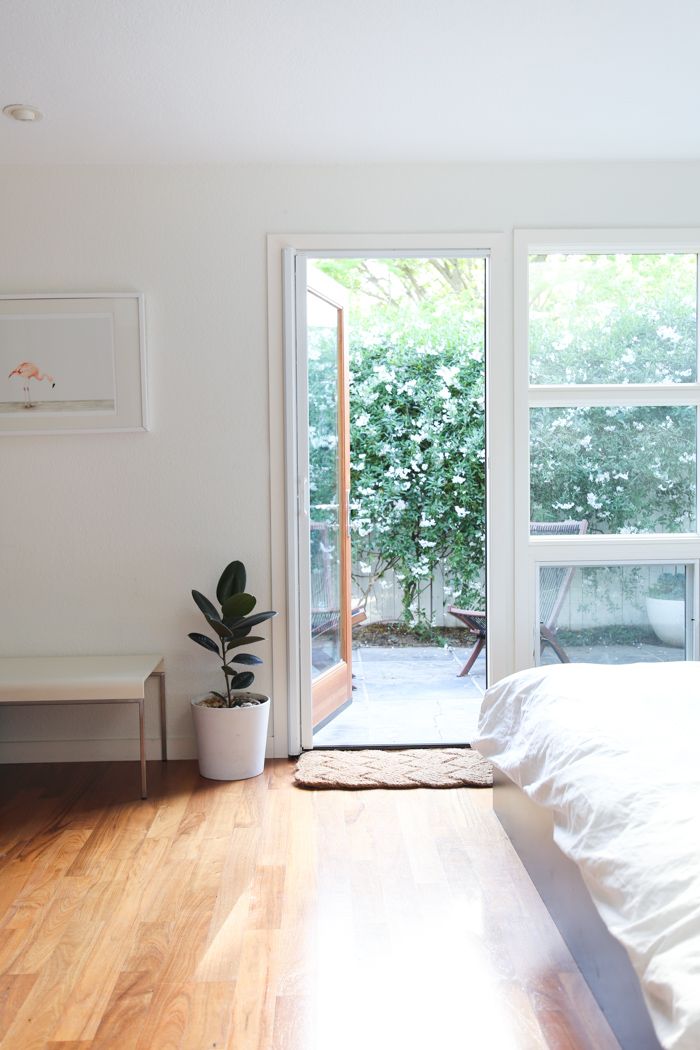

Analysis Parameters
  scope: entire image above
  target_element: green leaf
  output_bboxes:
[232,671,254,691]
[222,592,256,618]
[230,653,263,665]
[205,615,233,640]
[216,560,246,603]
[188,632,220,654]
[222,616,244,631]
[192,590,220,621]
[237,610,277,631]
[225,635,264,649]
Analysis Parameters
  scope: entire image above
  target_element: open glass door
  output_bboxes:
[306,276,353,727]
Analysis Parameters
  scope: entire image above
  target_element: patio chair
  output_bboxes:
[447,519,588,676]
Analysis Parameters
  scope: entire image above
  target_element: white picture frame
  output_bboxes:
[0,293,147,434]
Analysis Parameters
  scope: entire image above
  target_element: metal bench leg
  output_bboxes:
[158,672,168,762]
[139,698,147,799]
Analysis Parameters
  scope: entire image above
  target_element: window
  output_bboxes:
[515,231,700,668]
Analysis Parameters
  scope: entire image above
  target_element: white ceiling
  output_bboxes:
[2,0,699,165]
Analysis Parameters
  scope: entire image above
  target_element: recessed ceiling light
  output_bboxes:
[3,104,43,122]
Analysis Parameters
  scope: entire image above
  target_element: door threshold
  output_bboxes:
[307,741,474,751]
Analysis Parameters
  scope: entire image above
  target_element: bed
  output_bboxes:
[473,662,700,1050]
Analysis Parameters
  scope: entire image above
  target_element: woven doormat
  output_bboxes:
[294,747,492,790]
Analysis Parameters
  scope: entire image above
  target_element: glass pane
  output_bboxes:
[308,290,342,677]
[530,405,697,533]
[539,563,689,664]
[529,253,697,385]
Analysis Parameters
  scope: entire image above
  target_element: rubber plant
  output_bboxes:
[188,560,276,707]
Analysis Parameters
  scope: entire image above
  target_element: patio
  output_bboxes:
[313,644,486,747]
[312,636,683,748]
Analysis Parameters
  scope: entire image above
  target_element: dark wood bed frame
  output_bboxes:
[494,769,663,1050]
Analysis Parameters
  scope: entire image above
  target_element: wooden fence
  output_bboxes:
[352,560,670,629]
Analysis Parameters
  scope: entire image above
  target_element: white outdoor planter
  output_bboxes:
[645,598,685,648]
[191,693,270,780]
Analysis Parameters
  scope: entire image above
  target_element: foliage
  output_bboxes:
[188,560,276,707]
[529,253,697,533]
[311,259,486,621]
[529,252,696,385]
[550,626,658,648]
[347,318,485,617]
[311,252,698,626]
[648,571,686,600]
[530,405,696,533]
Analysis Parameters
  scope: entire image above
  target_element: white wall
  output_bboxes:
[2,161,700,761]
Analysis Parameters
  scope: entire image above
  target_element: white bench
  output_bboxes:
[0,654,166,798]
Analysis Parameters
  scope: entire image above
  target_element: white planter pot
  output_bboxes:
[191,693,270,780]
[645,598,685,648]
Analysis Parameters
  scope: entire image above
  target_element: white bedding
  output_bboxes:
[473,662,700,1050]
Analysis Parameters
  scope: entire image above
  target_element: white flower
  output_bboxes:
[451,475,466,485]
[356,412,370,427]
[438,387,452,400]
[373,364,393,382]
[580,435,592,449]
[437,365,459,385]
[657,325,681,343]
[455,506,467,518]
[420,516,436,527]
[418,539,436,548]
[587,492,603,509]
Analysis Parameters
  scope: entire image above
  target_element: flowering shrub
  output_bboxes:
[530,404,696,532]
[530,253,697,532]
[346,316,485,618]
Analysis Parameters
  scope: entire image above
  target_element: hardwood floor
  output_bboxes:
[0,760,620,1049]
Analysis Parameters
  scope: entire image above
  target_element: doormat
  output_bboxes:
[294,747,492,790]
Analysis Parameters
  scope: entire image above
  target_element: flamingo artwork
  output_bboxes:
[8,361,56,408]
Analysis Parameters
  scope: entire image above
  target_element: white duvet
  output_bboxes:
[473,662,700,1050]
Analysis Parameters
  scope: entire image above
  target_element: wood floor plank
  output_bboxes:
[0,974,37,1035]
[0,760,622,1050]
[90,971,154,1048]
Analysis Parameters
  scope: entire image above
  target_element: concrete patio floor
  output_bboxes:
[313,644,486,747]
[313,637,684,748]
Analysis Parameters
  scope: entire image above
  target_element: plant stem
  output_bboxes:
[222,640,232,707]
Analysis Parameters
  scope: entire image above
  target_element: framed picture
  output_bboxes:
[0,293,147,434]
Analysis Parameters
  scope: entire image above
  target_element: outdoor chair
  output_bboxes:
[448,519,588,676]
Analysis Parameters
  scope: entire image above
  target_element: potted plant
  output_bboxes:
[645,572,686,648]
[188,559,276,780]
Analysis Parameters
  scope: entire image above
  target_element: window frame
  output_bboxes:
[514,229,700,669]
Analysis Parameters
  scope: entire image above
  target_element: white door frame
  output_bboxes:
[267,233,510,756]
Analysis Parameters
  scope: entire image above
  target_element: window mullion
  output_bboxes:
[529,384,700,409]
